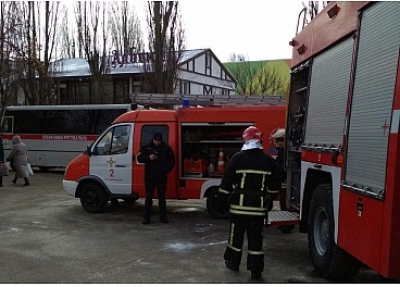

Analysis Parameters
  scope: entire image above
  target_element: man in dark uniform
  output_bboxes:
[271,128,295,233]
[217,126,280,280]
[271,128,287,211]
[137,132,175,225]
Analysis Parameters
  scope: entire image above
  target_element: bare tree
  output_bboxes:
[0,1,23,110]
[109,1,144,54]
[73,1,113,104]
[304,1,328,23]
[59,6,76,59]
[145,1,185,93]
[227,53,289,96]
[12,1,63,105]
[74,2,85,58]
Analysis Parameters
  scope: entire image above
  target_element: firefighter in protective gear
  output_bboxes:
[271,128,295,233]
[271,128,287,211]
[217,126,280,280]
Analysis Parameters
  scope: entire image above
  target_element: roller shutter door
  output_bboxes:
[345,2,400,197]
[304,37,354,148]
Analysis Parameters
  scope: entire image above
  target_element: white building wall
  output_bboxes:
[177,70,235,90]
[194,54,206,74]
[189,83,203,94]
[211,57,222,78]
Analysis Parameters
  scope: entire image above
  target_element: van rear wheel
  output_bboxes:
[80,183,107,213]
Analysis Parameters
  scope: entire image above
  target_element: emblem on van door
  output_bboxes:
[107,157,116,167]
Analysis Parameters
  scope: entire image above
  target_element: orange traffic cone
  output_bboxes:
[214,148,225,176]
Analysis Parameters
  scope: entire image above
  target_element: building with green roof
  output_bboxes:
[224,59,290,96]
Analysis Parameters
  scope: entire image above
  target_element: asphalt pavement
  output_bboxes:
[0,171,390,283]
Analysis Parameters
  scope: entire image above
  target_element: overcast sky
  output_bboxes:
[136,1,304,63]
[181,0,304,62]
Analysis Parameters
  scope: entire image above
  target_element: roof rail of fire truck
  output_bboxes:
[130,93,287,107]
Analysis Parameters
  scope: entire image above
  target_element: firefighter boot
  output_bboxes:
[225,261,239,272]
[160,217,169,223]
[23,178,30,186]
[251,271,262,280]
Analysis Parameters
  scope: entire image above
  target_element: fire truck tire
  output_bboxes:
[80,183,108,213]
[308,184,361,279]
[206,187,230,219]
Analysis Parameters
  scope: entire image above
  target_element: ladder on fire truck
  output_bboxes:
[130,93,287,107]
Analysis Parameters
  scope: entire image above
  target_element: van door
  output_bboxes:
[133,123,178,199]
[89,124,133,195]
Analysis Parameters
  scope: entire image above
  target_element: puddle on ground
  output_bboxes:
[0,227,22,235]
[164,240,226,252]
[193,223,215,233]
[173,207,201,213]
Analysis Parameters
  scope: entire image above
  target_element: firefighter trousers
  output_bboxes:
[144,179,167,220]
[224,215,265,272]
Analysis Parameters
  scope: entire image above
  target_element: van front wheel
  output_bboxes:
[80,183,107,213]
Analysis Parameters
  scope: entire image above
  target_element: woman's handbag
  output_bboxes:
[0,162,10,176]
[27,163,34,176]
[6,155,15,171]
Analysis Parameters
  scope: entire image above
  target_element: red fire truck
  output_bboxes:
[285,1,400,279]
[62,94,292,222]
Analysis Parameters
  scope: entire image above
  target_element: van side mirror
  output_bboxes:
[86,145,92,156]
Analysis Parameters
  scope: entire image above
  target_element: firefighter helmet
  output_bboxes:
[242,126,263,142]
[271,128,285,139]
[241,126,263,150]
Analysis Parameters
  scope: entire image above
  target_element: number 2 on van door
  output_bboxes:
[110,169,115,177]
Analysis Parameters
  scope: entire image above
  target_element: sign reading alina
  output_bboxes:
[111,49,179,67]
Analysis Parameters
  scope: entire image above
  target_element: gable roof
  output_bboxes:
[49,49,209,78]
[179,48,236,83]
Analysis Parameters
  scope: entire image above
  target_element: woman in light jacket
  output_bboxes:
[7,135,30,186]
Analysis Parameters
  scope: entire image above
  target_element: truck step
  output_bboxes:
[268,211,300,226]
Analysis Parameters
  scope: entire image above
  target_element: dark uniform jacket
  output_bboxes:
[137,141,175,181]
[218,149,280,217]
[0,138,4,162]
[275,147,286,184]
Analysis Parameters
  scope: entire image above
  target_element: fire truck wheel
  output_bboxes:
[308,184,361,279]
[206,187,230,219]
[80,183,108,213]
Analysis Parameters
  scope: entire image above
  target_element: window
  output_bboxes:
[1,117,13,133]
[133,81,141,93]
[114,78,129,103]
[9,109,127,135]
[75,81,90,104]
[140,125,169,148]
[179,81,191,94]
[220,69,223,79]
[94,125,131,155]
[205,53,212,76]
